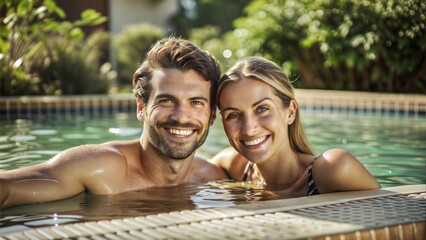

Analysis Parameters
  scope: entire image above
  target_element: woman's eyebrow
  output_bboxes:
[221,98,272,112]
[252,97,272,107]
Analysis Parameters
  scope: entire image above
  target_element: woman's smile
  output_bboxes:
[241,135,270,148]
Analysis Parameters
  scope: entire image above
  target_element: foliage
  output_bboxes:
[188,26,241,71]
[113,23,165,86]
[27,31,114,95]
[219,0,426,93]
[0,0,110,96]
[171,0,251,38]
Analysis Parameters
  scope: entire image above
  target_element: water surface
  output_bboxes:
[0,111,424,233]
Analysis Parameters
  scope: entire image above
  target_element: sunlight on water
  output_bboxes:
[0,112,424,186]
[0,111,424,232]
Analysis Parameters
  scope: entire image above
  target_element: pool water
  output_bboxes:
[0,111,425,232]
[0,111,424,186]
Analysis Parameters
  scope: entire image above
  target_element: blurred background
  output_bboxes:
[1,0,425,96]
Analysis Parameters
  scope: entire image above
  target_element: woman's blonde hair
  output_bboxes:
[217,56,314,155]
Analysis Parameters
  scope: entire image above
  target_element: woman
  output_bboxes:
[211,57,380,197]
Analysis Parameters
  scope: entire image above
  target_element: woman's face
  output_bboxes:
[218,77,293,164]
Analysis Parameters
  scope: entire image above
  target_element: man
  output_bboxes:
[0,37,227,209]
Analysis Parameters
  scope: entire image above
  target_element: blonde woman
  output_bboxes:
[211,57,380,196]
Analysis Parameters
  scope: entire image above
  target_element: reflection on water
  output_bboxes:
[0,112,424,187]
[0,181,282,233]
[0,112,425,232]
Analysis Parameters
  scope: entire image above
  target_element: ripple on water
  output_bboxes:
[62,134,100,139]
[9,135,36,142]
[48,138,64,142]
[0,144,15,150]
[30,129,58,135]
[108,127,141,136]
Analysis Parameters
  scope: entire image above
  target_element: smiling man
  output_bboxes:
[0,37,227,209]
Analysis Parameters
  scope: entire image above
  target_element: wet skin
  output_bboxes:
[212,77,380,196]
[0,69,226,209]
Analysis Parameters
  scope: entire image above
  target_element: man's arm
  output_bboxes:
[0,162,84,209]
[0,143,121,209]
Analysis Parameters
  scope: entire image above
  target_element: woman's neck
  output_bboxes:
[257,151,306,186]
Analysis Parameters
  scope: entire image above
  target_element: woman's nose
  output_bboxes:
[241,116,257,136]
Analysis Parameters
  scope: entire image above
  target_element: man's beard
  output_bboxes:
[148,120,209,159]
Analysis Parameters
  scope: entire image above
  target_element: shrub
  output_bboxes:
[26,31,114,95]
[113,23,165,87]
[0,0,109,95]
[229,0,426,93]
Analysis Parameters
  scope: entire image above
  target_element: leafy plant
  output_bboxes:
[113,23,165,86]
[0,0,109,95]
[225,0,426,93]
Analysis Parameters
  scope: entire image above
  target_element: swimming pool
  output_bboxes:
[0,95,425,234]
[0,110,424,187]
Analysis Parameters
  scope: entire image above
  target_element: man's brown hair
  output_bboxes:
[133,37,221,108]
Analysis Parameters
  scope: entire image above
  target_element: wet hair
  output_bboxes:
[217,56,314,155]
[132,37,221,109]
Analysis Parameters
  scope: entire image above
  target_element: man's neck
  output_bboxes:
[139,137,194,185]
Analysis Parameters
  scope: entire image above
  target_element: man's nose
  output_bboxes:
[170,104,191,122]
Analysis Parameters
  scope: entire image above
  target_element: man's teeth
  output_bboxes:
[169,129,193,136]
[244,136,266,146]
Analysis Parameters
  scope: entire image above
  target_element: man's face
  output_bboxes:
[139,68,215,159]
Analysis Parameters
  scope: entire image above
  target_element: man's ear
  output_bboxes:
[287,100,297,125]
[209,106,217,126]
[136,98,145,121]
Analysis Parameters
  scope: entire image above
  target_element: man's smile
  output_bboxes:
[166,128,195,137]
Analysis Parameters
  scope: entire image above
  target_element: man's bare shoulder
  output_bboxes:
[51,139,139,163]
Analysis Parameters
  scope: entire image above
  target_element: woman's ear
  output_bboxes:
[136,98,145,121]
[287,100,297,125]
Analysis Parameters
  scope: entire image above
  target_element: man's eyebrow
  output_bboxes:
[155,93,176,100]
[155,94,208,102]
[189,96,209,102]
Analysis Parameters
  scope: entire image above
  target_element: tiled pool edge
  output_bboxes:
[0,184,424,239]
[1,90,425,120]
[295,89,426,118]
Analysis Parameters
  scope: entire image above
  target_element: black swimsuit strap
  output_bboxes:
[307,157,320,196]
[242,162,254,181]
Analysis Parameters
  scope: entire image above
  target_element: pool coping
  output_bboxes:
[1,90,425,120]
[1,184,424,239]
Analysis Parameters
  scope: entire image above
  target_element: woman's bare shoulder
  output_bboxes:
[313,148,380,192]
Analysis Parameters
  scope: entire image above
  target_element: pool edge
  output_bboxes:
[1,184,424,239]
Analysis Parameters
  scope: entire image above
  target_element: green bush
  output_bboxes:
[227,0,426,93]
[0,0,109,95]
[171,0,251,38]
[113,24,165,86]
[189,26,243,71]
[27,31,114,95]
